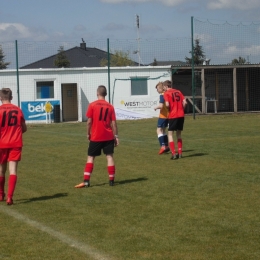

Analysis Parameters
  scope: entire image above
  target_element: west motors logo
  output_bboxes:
[121,100,157,108]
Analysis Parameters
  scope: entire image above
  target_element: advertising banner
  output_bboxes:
[116,98,159,118]
[115,108,153,120]
[21,100,60,121]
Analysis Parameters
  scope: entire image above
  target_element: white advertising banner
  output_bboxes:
[114,97,159,118]
[115,108,153,120]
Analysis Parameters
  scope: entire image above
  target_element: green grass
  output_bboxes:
[1,113,260,260]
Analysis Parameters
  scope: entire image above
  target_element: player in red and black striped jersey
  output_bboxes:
[0,88,27,205]
[75,85,119,188]
[163,80,187,160]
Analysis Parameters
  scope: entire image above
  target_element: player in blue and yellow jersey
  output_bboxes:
[154,82,170,154]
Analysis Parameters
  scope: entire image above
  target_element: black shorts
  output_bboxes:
[168,117,184,131]
[88,140,115,157]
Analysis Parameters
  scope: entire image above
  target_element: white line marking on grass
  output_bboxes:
[0,206,112,260]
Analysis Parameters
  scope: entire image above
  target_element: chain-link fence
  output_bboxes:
[0,17,259,122]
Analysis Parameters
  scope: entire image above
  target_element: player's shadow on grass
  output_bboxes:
[93,177,148,187]
[183,152,208,158]
[117,177,148,185]
[16,193,68,204]
[182,149,194,153]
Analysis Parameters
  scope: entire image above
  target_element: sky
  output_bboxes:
[1,0,260,66]
[1,0,260,42]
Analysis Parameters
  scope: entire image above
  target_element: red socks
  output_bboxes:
[84,163,93,181]
[170,139,183,155]
[169,141,176,154]
[7,175,17,198]
[107,166,115,181]
[178,139,183,155]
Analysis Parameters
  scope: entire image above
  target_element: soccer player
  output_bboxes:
[163,80,187,160]
[0,88,27,205]
[75,85,119,188]
[154,82,169,154]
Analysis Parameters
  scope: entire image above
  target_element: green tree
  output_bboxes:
[231,56,246,65]
[152,58,158,66]
[0,45,10,69]
[185,39,205,65]
[54,46,70,68]
[100,50,134,67]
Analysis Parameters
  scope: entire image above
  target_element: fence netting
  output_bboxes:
[193,18,260,112]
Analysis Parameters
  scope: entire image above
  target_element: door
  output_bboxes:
[61,83,78,121]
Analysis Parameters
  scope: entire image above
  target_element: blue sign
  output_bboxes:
[21,100,60,121]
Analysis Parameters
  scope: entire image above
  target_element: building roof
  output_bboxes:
[20,42,111,69]
[149,60,187,66]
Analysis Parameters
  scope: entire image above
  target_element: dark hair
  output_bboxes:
[0,88,12,100]
[97,85,107,97]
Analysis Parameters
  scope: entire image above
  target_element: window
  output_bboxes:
[36,81,54,99]
[131,78,148,95]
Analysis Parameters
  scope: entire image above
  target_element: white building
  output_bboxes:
[0,66,171,123]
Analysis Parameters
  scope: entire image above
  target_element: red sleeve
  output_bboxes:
[86,104,93,118]
[111,107,116,121]
[164,92,169,102]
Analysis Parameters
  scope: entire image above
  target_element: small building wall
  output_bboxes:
[0,66,171,123]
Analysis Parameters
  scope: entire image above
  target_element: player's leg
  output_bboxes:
[6,148,21,205]
[6,161,18,205]
[162,124,169,153]
[0,163,7,201]
[157,119,168,154]
[176,117,184,158]
[0,149,8,201]
[83,156,95,187]
[104,140,115,186]
[157,127,165,154]
[157,118,165,154]
[176,130,183,158]
[75,156,95,188]
[106,154,115,186]
[75,141,101,188]
[168,119,178,159]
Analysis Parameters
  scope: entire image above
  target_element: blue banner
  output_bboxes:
[21,100,60,121]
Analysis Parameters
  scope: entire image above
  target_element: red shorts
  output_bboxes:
[0,148,22,164]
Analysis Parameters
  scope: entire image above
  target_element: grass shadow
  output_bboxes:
[117,177,148,185]
[16,193,68,204]
[183,153,208,158]
[93,177,148,187]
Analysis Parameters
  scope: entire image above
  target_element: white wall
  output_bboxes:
[0,66,171,122]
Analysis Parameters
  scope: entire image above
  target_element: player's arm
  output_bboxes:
[154,95,165,111]
[86,118,92,140]
[163,93,170,109]
[154,103,163,111]
[111,120,119,146]
[22,121,27,133]
[182,97,187,109]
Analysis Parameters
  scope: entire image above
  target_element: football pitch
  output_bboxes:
[0,113,259,260]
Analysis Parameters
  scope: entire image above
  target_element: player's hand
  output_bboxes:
[114,137,119,147]
[87,134,91,141]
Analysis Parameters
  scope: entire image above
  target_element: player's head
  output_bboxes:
[155,82,164,93]
[97,85,107,97]
[0,88,13,101]
[163,80,172,89]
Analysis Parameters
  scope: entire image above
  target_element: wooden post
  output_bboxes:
[233,68,237,113]
[201,69,205,113]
